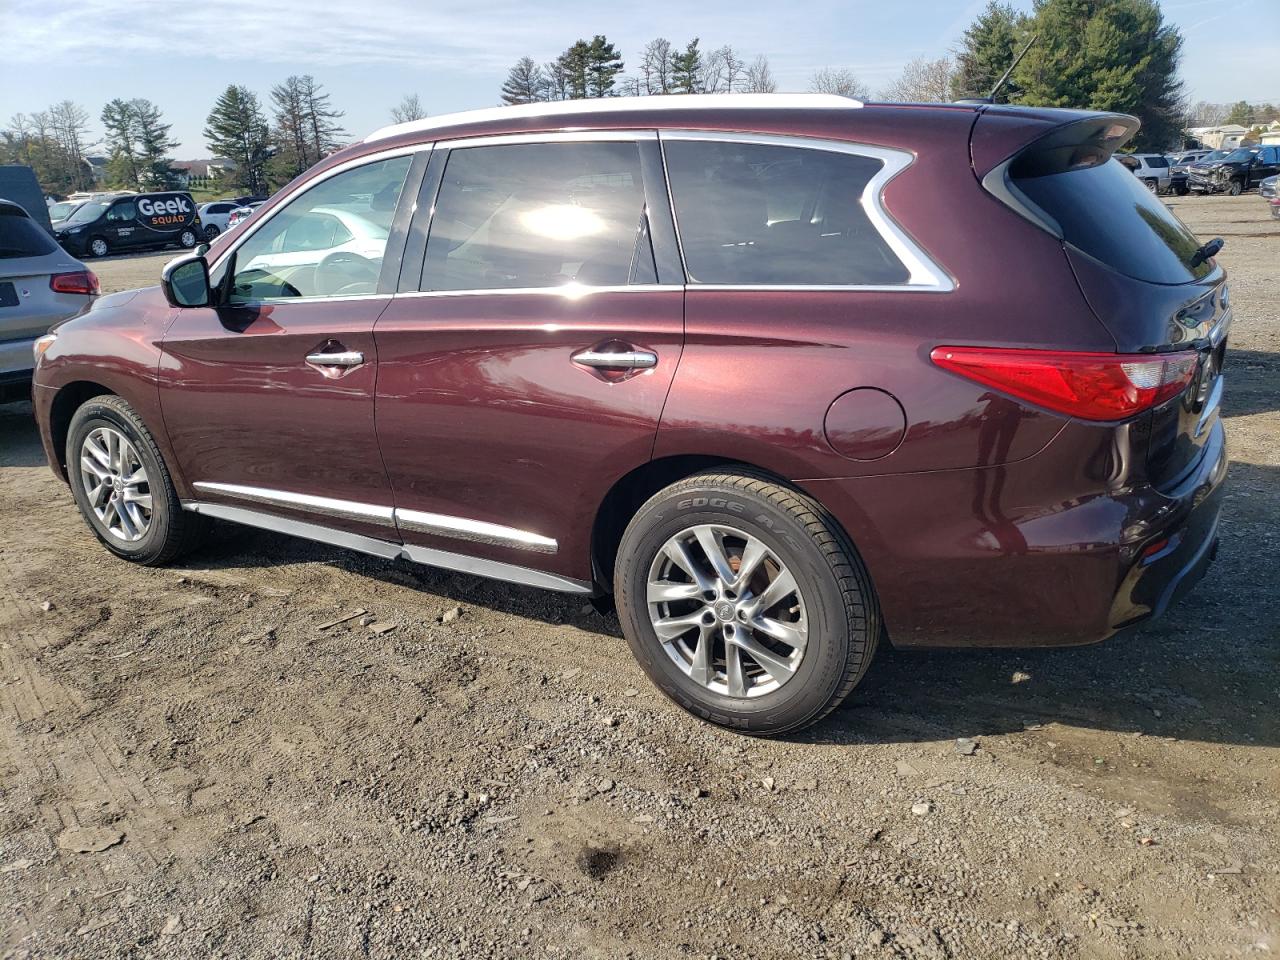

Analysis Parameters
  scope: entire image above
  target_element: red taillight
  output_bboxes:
[50,270,100,296]
[930,346,1198,421]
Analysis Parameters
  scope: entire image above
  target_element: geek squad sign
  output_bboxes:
[138,196,192,229]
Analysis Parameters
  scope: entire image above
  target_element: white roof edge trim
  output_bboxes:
[364,93,864,143]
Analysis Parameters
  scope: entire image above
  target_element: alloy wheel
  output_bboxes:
[646,523,808,698]
[79,426,152,542]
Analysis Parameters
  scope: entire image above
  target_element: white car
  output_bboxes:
[1117,153,1172,193]
[232,206,391,299]
[197,200,245,241]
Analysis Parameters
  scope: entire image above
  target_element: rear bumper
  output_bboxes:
[0,336,36,379]
[798,418,1228,649]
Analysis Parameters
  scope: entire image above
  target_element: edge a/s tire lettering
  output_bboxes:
[676,496,744,513]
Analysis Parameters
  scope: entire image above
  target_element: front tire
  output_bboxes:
[615,470,879,736]
[88,236,109,258]
[66,395,207,565]
[1227,180,1243,196]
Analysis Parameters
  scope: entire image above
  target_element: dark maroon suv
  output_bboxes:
[32,94,1228,734]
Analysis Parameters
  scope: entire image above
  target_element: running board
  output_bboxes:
[182,501,593,594]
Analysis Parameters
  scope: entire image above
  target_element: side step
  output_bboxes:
[183,501,593,594]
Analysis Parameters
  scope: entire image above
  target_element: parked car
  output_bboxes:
[30,96,1228,734]
[53,192,202,258]
[1188,145,1280,195]
[225,201,265,230]
[1169,149,1218,195]
[47,200,85,227]
[1116,153,1171,193]
[0,199,97,401]
[197,200,248,241]
[1261,174,1279,218]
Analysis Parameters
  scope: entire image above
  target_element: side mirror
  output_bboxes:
[195,242,210,257]
[161,253,211,308]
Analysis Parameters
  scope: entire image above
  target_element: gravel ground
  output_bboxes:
[1,195,1277,959]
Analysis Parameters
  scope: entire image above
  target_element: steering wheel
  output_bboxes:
[315,251,379,296]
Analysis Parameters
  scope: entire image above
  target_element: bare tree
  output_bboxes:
[641,38,674,94]
[616,76,643,98]
[878,56,956,103]
[809,67,870,100]
[542,59,570,101]
[742,55,777,94]
[391,93,426,123]
[48,100,93,191]
[1187,100,1229,128]
[703,45,745,94]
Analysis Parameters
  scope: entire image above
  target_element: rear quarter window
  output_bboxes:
[0,213,58,259]
[662,139,910,286]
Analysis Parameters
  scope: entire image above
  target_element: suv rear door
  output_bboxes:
[373,133,684,586]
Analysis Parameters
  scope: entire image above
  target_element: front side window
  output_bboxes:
[225,154,412,302]
[663,139,909,285]
[108,203,136,222]
[421,141,656,291]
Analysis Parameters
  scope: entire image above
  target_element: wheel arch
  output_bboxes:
[49,380,117,479]
[590,455,856,594]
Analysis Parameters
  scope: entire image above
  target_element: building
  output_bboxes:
[1185,124,1250,149]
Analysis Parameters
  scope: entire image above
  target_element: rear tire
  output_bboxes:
[203,224,220,242]
[66,395,208,565]
[615,469,880,736]
[178,228,198,248]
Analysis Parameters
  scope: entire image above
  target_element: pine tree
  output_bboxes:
[299,75,345,159]
[586,35,624,97]
[501,57,546,105]
[556,40,592,100]
[130,99,179,188]
[204,85,271,196]
[953,1,1028,102]
[101,98,140,189]
[671,39,704,94]
[270,76,310,183]
[1013,0,1184,151]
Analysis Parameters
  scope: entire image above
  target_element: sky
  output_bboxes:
[1,0,1276,157]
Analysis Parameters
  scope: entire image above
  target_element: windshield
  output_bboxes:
[64,201,108,225]
[1221,148,1258,163]
[1198,151,1228,164]
[49,201,81,220]
[1013,157,1213,285]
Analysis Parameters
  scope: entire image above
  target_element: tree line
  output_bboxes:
[497,0,1192,152]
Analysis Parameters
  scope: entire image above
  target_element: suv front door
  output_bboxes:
[373,134,685,587]
[156,150,424,541]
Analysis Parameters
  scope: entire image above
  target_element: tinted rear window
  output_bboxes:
[1144,155,1169,168]
[0,213,57,259]
[663,140,909,286]
[1012,158,1212,285]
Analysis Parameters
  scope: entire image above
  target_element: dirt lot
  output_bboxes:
[1,195,1277,959]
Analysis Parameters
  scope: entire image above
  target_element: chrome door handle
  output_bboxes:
[305,350,364,367]
[572,348,658,370]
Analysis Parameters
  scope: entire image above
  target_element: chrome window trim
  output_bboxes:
[657,129,955,293]
[397,508,557,553]
[442,130,657,151]
[392,283,681,300]
[206,143,433,279]
[192,481,396,526]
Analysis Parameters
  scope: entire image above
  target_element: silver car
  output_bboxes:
[1,199,98,399]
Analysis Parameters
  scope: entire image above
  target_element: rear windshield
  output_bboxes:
[0,212,58,259]
[1012,157,1212,285]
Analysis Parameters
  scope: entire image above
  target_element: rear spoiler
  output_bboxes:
[977,111,1139,238]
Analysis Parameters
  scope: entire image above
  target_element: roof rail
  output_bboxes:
[364,93,864,143]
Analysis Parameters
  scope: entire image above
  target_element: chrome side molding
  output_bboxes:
[193,481,557,553]
[183,501,592,594]
[396,508,557,553]
[192,481,396,526]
